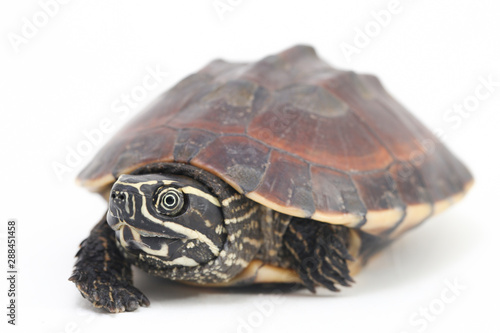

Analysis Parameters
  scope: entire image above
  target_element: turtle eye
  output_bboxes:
[155,187,185,216]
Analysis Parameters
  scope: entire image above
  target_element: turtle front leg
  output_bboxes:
[69,214,150,312]
[282,218,354,292]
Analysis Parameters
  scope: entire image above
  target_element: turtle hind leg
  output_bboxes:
[69,214,150,312]
[282,218,354,292]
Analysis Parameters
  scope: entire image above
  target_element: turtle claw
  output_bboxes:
[70,271,149,313]
[91,282,150,313]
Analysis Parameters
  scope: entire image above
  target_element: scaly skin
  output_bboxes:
[69,214,150,312]
[282,218,353,292]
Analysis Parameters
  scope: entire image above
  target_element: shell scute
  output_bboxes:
[173,129,217,163]
[191,136,270,194]
[248,150,315,218]
[309,166,366,223]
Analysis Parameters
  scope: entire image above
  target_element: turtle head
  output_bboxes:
[107,174,227,268]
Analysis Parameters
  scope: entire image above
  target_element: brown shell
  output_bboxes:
[78,45,473,237]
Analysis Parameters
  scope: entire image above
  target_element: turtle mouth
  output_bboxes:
[106,210,182,240]
[107,211,186,258]
[106,210,123,231]
[117,224,186,258]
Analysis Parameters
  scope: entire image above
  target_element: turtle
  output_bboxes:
[69,45,473,313]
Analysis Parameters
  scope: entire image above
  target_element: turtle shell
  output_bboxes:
[78,45,473,237]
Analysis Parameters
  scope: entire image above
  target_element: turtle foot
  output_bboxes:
[283,218,354,292]
[70,270,150,313]
[70,214,149,313]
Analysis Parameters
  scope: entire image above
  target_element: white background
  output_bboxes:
[1,0,499,332]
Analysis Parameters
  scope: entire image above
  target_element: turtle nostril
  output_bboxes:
[111,192,125,201]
